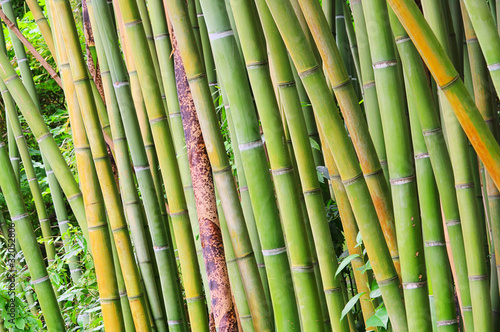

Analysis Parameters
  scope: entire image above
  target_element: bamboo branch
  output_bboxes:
[0,9,62,88]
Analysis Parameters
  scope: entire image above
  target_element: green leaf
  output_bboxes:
[366,306,389,329]
[355,231,362,247]
[369,288,381,299]
[309,137,321,151]
[340,292,365,321]
[335,254,359,277]
[15,317,25,330]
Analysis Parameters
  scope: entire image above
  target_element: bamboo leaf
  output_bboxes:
[366,305,389,329]
[335,254,359,277]
[340,292,365,321]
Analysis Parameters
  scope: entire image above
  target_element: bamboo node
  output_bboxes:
[363,81,375,90]
[153,33,169,41]
[113,81,129,88]
[169,112,181,118]
[487,63,500,72]
[11,212,29,221]
[239,186,248,192]
[247,61,268,70]
[119,291,127,297]
[167,320,183,326]
[332,78,351,90]
[329,174,341,180]
[303,188,322,195]
[40,218,50,223]
[161,94,167,100]
[213,165,232,174]
[31,275,50,285]
[239,139,263,151]
[58,220,70,226]
[35,17,47,24]
[0,89,7,93]
[489,194,500,200]
[208,81,218,87]
[364,169,383,179]
[183,184,193,190]
[436,319,458,327]
[186,295,204,303]
[277,80,295,88]
[335,15,345,19]
[468,274,488,281]
[455,182,474,190]
[70,268,82,274]
[378,275,399,287]
[27,177,37,182]
[170,210,188,217]
[462,306,472,312]
[0,0,11,4]
[240,315,252,321]
[127,294,144,301]
[403,281,427,289]
[197,13,204,17]
[324,287,342,294]
[466,37,478,44]
[262,246,287,256]
[414,153,429,160]
[438,74,459,90]
[187,73,206,83]
[36,132,52,143]
[390,175,415,186]
[445,219,461,227]
[291,265,314,272]
[134,165,150,172]
[9,157,20,161]
[422,127,442,136]
[154,245,170,252]
[425,241,445,247]
[100,297,120,304]
[298,65,320,79]
[209,29,234,41]
[395,36,411,44]
[149,115,168,124]
[343,173,363,186]
[272,166,294,176]
[257,263,265,268]
[14,134,23,140]
[88,224,107,231]
[372,60,397,70]
[124,19,142,28]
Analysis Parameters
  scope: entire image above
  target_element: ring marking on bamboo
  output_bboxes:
[0,141,6,148]
[395,36,411,44]
[113,81,129,88]
[468,274,488,281]
[113,137,126,144]
[197,13,204,17]
[209,29,234,41]
[378,275,399,287]
[154,245,170,252]
[257,263,265,268]
[466,37,478,44]
[343,172,363,186]
[17,57,27,63]
[414,153,429,160]
[124,19,142,28]
[324,287,342,294]
[262,246,287,256]
[10,157,20,161]
[119,291,127,298]
[40,218,50,223]
[186,295,204,303]
[73,77,90,84]
[36,132,52,143]
[303,188,322,195]
[489,194,500,200]
[422,127,442,136]
[455,182,474,190]
[436,319,458,327]
[35,17,48,24]
[403,281,427,289]
[488,63,500,72]
[364,169,383,179]
[446,219,461,227]
[183,184,193,190]
[124,199,139,206]
[167,320,183,326]
[332,78,351,90]
[0,89,7,94]
[336,15,345,19]
[134,165,150,172]
[46,170,54,175]
[272,166,293,176]
[58,220,69,226]
[239,186,248,192]
[209,81,217,87]
[75,146,90,151]
[32,275,50,285]
[213,165,232,174]
[169,112,181,118]
[93,155,108,162]
[463,306,472,312]
[438,74,460,90]
[425,241,445,247]
[128,70,137,76]
[373,60,397,69]
[187,73,206,83]
[149,115,168,124]
[153,33,169,41]
[0,0,11,4]
[247,61,268,70]
[298,65,320,79]
[239,139,263,151]
[127,293,144,301]
[27,177,37,182]
[277,80,295,88]
[112,225,129,233]
[363,81,376,90]
[291,265,314,272]
[100,297,120,304]
[227,251,254,264]
[69,268,82,274]
[390,175,415,186]
[240,315,252,321]
[170,210,188,217]
[88,224,107,232]
[330,174,341,180]
[11,213,29,221]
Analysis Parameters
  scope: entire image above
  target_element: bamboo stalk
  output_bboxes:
[25,0,56,57]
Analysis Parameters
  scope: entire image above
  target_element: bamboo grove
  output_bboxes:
[1,0,500,330]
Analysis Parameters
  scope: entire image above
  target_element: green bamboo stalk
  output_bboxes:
[24,0,56,57]
[86,2,172,330]
[448,0,464,76]
[227,0,331,329]
[461,0,500,96]
[421,2,493,330]
[349,0,390,185]
[387,7,473,330]
[164,0,273,330]
[296,0,401,276]
[194,0,217,97]
[173,42,237,330]
[0,140,65,331]
[342,2,362,94]
[362,1,431,330]
[90,1,200,330]
[51,0,151,328]
[264,0,407,330]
